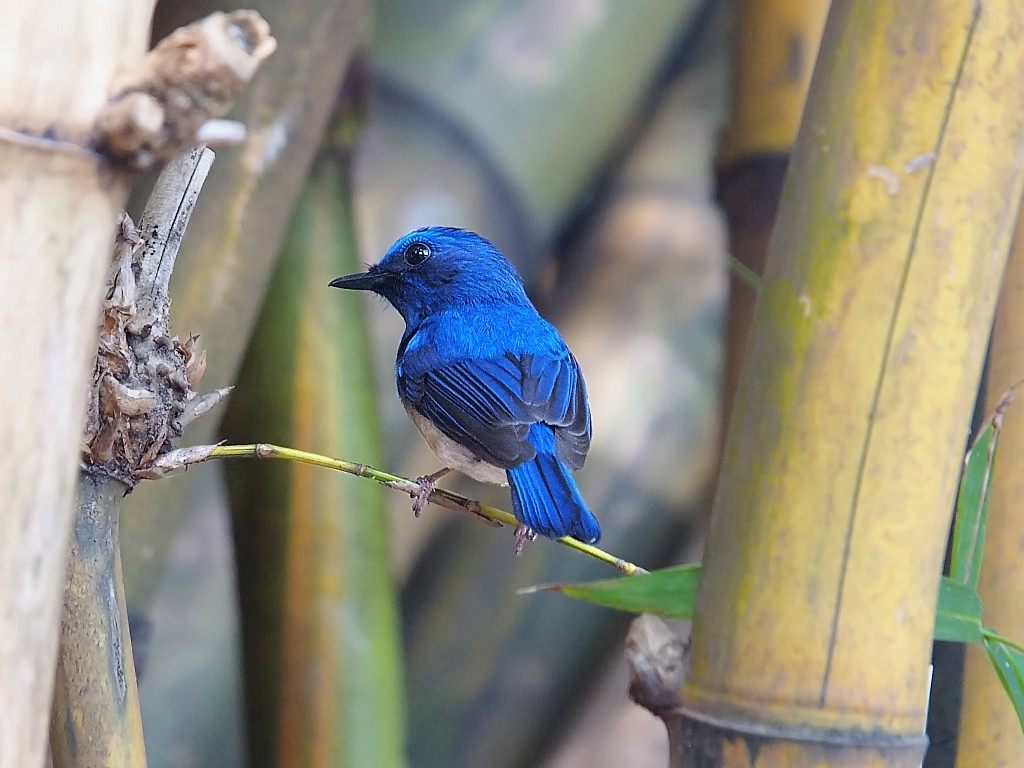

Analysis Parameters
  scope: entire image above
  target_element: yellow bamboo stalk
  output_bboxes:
[956,204,1024,764]
[0,3,153,766]
[676,1,1024,764]
[716,0,830,433]
[717,0,830,168]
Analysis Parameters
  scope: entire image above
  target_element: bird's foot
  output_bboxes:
[412,467,452,516]
[514,525,537,555]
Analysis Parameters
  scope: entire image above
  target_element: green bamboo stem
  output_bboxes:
[218,148,405,768]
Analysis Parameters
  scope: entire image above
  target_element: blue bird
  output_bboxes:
[329,226,601,546]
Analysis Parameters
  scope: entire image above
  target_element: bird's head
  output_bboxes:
[330,227,529,325]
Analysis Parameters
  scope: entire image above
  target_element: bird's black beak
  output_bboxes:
[329,271,382,291]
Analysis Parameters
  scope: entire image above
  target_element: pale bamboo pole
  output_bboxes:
[0,3,154,767]
[956,203,1024,765]
[672,0,1024,764]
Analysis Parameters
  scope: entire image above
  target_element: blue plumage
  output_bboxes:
[329,227,600,544]
[508,424,601,543]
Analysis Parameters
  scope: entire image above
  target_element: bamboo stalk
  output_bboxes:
[0,4,154,766]
[220,150,406,767]
[717,0,829,168]
[673,1,1024,764]
[49,475,146,768]
[955,202,1024,764]
[48,146,221,768]
[715,0,829,433]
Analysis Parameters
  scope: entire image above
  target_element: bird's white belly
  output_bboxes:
[405,404,508,486]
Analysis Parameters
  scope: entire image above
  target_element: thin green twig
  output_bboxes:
[209,443,647,575]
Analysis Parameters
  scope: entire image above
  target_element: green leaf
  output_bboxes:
[524,564,701,619]
[934,577,984,643]
[533,568,984,645]
[983,635,1024,733]
[949,384,1019,590]
[950,421,996,589]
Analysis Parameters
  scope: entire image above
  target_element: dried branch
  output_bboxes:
[81,147,232,485]
[94,11,277,170]
[134,146,217,328]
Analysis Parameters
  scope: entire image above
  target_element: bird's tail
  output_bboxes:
[507,424,601,543]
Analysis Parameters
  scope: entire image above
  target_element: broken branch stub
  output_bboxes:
[625,614,686,715]
[82,149,230,484]
[93,10,277,171]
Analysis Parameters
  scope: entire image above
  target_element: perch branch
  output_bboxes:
[158,442,647,575]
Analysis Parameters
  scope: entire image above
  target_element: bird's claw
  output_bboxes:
[412,467,451,517]
[412,480,431,517]
[514,525,537,555]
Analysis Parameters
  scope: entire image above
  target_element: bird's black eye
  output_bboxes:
[403,242,431,266]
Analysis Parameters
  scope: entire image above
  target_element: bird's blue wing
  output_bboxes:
[399,350,591,471]
[399,353,533,468]
[520,353,591,470]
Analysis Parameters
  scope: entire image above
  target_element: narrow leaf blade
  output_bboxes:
[934,576,984,643]
[526,564,702,619]
[950,384,1019,589]
[950,423,996,588]
[537,568,989,639]
[983,636,1024,733]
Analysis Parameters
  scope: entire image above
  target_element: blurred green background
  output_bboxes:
[124,1,728,766]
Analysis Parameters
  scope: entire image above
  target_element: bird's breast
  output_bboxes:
[404,403,508,486]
